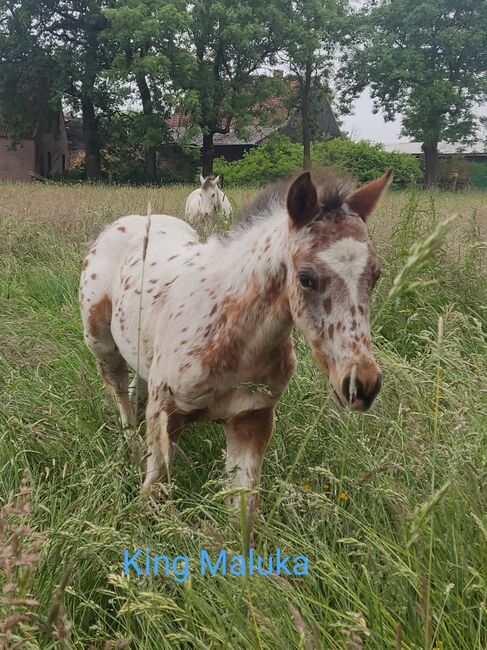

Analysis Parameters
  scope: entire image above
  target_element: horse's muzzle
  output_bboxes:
[341,367,382,412]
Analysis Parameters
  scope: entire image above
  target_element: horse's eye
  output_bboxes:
[299,272,318,290]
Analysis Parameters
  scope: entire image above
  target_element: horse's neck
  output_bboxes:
[209,210,292,343]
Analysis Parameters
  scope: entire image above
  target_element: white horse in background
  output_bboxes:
[185,175,232,226]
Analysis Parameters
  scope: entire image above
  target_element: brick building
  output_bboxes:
[0,77,69,181]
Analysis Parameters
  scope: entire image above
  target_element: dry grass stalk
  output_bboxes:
[0,470,43,648]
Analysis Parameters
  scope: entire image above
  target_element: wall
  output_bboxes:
[0,138,35,181]
[36,109,69,177]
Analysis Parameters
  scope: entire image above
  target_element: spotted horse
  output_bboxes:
[80,169,391,527]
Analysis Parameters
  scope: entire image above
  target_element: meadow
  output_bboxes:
[0,181,486,649]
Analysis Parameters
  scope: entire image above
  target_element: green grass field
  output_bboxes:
[0,182,486,649]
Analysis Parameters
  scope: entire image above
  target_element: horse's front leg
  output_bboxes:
[223,408,274,533]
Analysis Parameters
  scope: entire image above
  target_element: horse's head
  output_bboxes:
[285,170,391,412]
[199,175,223,217]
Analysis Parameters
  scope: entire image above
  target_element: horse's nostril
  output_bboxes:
[342,371,382,410]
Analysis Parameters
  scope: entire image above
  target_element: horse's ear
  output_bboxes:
[347,169,393,222]
[199,174,205,185]
[214,175,220,185]
[287,172,318,227]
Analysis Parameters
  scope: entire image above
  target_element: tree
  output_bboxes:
[0,0,118,180]
[39,0,118,180]
[344,0,487,187]
[0,2,60,145]
[279,0,349,169]
[103,0,189,182]
[180,0,282,176]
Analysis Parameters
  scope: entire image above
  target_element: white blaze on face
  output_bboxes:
[319,237,369,305]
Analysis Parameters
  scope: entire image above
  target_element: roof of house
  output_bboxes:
[171,122,284,147]
[170,73,339,147]
[383,141,487,155]
[0,70,51,140]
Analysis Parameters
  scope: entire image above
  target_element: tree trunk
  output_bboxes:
[301,62,312,170]
[136,72,157,183]
[202,132,214,176]
[422,141,439,188]
[82,98,101,181]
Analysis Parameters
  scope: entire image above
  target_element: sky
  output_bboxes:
[342,89,487,145]
[340,91,407,144]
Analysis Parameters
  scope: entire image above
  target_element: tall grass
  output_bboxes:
[0,182,486,649]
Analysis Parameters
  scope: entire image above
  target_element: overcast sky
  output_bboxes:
[342,89,487,144]
[340,91,406,143]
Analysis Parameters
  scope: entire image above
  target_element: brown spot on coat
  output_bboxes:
[117,226,126,233]
[88,295,112,338]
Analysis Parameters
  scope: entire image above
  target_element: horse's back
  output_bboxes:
[220,192,232,215]
[82,214,196,287]
[80,214,200,375]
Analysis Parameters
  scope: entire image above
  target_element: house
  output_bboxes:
[383,141,487,160]
[169,72,341,162]
[65,116,85,166]
[0,76,69,181]
[383,141,487,189]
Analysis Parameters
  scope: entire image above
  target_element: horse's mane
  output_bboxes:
[234,169,354,228]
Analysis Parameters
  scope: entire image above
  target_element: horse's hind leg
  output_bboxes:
[142,391,186,492]
[82,296,135,429]
[97,353,135,429]
[129,374,148,422]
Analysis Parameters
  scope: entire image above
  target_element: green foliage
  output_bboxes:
[102,0,190,147]
[312,138,422,186]
[215,135,422,186]
[472,161,487,189]
[99,112,198,184]
[214,135,303,185]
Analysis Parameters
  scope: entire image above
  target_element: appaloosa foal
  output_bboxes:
[80,170,391,519]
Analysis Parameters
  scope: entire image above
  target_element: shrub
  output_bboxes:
[312,139,422,187]
[215,135,422,187]
[214,135,302,185]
